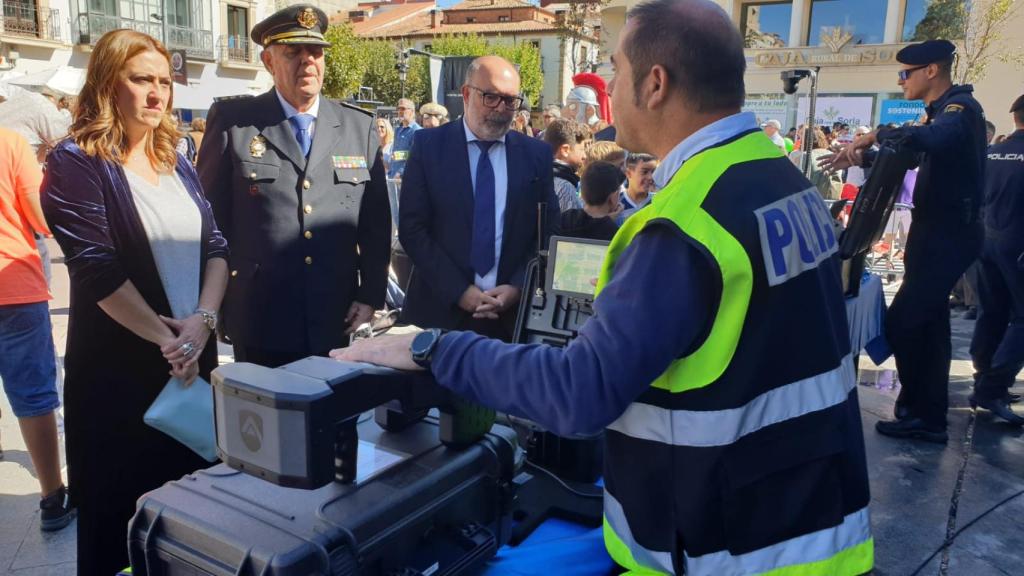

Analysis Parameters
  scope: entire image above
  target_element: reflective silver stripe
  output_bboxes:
[607,354,854,448]
[684,506,872,576]
[604,490,676,575]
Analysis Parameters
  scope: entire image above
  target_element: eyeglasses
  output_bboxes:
[422,113,444,119]
[468,86,524,110]
[898,65,929,81]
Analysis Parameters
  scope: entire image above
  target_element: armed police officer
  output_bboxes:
[334,1,874,574]
[969,95,1024,425]
[198,5,391,367]
[823,40,987,443]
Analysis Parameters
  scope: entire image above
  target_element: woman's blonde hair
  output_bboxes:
[376,117,394,147]
[584,140,626,170]
[72,29,178,171]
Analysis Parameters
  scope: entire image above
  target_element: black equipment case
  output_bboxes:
[128,418,521,576]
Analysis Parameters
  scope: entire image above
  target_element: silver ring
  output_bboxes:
[180,342,195,357]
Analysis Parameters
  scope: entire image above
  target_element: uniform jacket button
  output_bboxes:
[304,204,313,214]
[305,256,313,265]
[303,179,311,190]
[304,230,313,239]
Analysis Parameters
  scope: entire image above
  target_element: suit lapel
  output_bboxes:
[307,100,343,170]
[452,121,475,226]
[500,131,526,271]
[258,89,306,169]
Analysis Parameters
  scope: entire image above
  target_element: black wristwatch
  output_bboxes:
[410,328,445,368]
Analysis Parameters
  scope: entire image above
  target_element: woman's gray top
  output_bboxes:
[125,169,202,320]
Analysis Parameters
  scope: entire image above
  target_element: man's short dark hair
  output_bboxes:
[581,161,626,206]
[544,118,590,151]
[936,57,954,76]
[625,152,656,168]
[624,0,745,112]
[1012,94,1024,125]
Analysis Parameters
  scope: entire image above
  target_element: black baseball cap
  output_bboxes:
[896,39,956,65]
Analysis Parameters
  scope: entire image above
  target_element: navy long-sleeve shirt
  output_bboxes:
[431,224,717,437]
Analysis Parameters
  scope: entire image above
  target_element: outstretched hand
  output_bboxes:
[330,333,422,371]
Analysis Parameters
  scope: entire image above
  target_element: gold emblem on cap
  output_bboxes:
[297,7,318,30]
[250,135,267,158]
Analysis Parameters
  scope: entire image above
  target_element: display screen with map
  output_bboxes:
[547,237,609,299]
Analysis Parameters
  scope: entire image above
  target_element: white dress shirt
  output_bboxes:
[276,91,321,139]
[464,119,509,291]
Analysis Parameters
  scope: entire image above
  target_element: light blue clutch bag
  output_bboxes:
[144,376,217,462]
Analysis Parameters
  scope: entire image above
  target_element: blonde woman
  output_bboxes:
[376,116,394,172]
[41,29,228,575]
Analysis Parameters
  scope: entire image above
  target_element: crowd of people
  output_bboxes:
[1,0,1024,574]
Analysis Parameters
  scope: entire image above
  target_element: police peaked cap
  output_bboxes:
[251,4,330,48]
[896,39,956,65]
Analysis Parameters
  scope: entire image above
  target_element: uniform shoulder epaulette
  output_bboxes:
[338,101,374,116]
[943,103,965,114]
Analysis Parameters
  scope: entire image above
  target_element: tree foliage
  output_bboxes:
[555,0,607,74]
[909,0,1023,84]
[322,25,544,109]
[322,24,366,100]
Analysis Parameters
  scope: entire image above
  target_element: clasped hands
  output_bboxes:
[158,313,211,386]
[459,284,520,320]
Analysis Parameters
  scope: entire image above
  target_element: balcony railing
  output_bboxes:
[2,3,65,43]
[218,34,260,65]
[75,13,214,60]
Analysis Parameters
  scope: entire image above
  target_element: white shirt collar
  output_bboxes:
[275,90,320,120]
[463,118,507,145]
[652,111,758,189]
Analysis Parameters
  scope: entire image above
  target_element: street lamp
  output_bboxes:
[781,67,820,180]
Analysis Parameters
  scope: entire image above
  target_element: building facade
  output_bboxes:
[342,0,600,109]
[1,0,277,112]
[601,0,1024,137]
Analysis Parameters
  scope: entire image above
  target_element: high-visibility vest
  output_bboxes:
[596,131,873,575]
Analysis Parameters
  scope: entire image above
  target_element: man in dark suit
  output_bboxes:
[198,4,391,367]
[399,55,559,340]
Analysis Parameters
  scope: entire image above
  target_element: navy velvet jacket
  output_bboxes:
[41,140,228,375]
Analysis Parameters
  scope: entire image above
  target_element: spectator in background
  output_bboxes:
[844,125,873,188]
[761,119,786,151]
[544,118,590,212]
[376,116,394,171]
[789,127,841,199]
[175,117,206,165]
[513,107,535,136]
[389,97,420,178]
[419,102,449,128]
[560,160,623,241]
[584,140,626,171]
[985,120,996,145]
[0,85,72,164]
[0,127,74,533]
[620,152,658,220]
[537,104,561,138]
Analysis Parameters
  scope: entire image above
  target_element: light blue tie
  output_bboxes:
[289,113,314,157]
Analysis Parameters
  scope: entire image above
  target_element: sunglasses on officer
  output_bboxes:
[467,85,525,110]
[898,65,929,81]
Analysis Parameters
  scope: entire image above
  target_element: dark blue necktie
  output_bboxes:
[471,140,496,277]
[290,113,314,157]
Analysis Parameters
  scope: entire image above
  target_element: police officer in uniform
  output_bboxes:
[969,95,1024,425]
[335,1,874,573]
[198,4,391,367]
[824,40,987,442]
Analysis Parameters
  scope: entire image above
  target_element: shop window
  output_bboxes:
[903,0,967,42]
[808,0,887,46]
[740,1,792,48]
